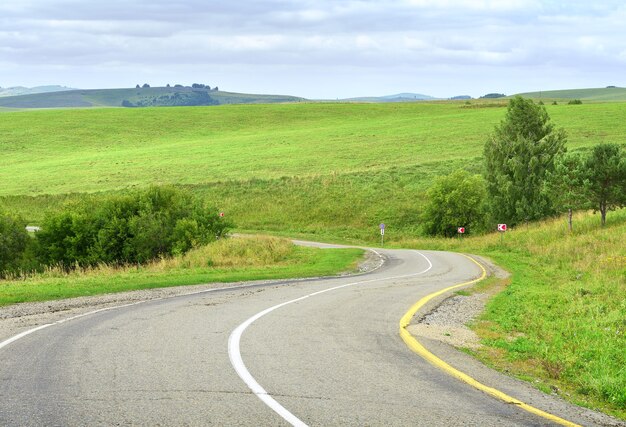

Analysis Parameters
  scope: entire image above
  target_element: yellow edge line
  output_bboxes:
[399,254,581,427]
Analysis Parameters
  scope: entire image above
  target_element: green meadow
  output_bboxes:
[1,101,625,418]
[2,102,625,239]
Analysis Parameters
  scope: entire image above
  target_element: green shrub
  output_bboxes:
[0,212,30,277]
[568,99,583,105]
[421,170,487,237]
[35,186,231,268]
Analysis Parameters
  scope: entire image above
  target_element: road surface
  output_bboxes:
[0,247,618,426]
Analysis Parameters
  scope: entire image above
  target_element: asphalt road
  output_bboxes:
[0,247,616,426]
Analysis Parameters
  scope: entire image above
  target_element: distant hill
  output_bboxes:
[342,92,436,102]
[0,85,75,97]
[515,87,626,101]
[0,86,304,109]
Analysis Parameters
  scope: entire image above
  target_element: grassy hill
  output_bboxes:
[516,86,626,101]
[0,86,304,109]
[342,92,436,102]
[1,101,625,240]
[1,100,624,418]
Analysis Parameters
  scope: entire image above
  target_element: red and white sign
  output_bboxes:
[457,227,465,234]
[497,223,507,232]
[219,212,225,217]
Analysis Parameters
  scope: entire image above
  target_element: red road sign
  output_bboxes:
[457,227,465,234]
[497,223,507,232]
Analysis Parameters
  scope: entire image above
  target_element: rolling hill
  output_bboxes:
[0,85,75,97]
[0,86,304,109]
[342,92,437,102]
[515,86,626,101]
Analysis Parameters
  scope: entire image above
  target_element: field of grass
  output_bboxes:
[0,235,364,306]
[397,209,626,419]
[2,102,625,237]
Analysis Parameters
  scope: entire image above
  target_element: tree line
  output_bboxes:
[0,187,230,278]
[422,96,626,237]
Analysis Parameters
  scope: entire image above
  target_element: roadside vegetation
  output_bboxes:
[0,235,364,306]
[398,209,626,419]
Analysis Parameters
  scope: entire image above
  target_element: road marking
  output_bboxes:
[228,250,433,427]
[0,280,328,352]
[0,243,387,352]
[399,254,581,427]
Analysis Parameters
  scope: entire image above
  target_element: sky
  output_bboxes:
[0,0,625,99]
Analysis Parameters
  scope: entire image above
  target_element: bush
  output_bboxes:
[0,212,31,277]
[568,99,583,105]
[421,170,487,237]
[35,186,232,269]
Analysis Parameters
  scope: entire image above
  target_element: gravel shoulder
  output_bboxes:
[407,255,507,349]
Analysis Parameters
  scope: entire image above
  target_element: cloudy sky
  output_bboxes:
[1,0,624,98]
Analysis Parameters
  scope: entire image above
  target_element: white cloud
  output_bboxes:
[0,0,624,97]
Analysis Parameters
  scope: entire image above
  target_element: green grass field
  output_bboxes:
[1,100,625,418]
[2,102,625,238]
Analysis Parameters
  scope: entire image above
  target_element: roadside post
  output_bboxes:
[379,223,385,246]
[497,223,507,244]
[457,226,465,240]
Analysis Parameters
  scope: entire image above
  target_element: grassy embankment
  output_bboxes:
[1,101,624,417]
[0,235,363,307]
[398,209,626,419]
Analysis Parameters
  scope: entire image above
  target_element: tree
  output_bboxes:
[583,144,626,226]
[421,170,487,237]
[142,83,150,88]
[545,153,588,232]
[484,96,567,226]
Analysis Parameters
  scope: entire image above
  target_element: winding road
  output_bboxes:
[0,246,618,426]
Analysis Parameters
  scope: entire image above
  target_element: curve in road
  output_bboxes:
[0,246,616,426]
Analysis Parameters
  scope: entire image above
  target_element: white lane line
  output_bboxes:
[0,245,388,352]
[0,280,324,352]
[228,250,434,427]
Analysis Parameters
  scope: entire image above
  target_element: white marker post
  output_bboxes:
[379,223,385,246]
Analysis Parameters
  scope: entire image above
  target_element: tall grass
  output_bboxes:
[0,236,364,306]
